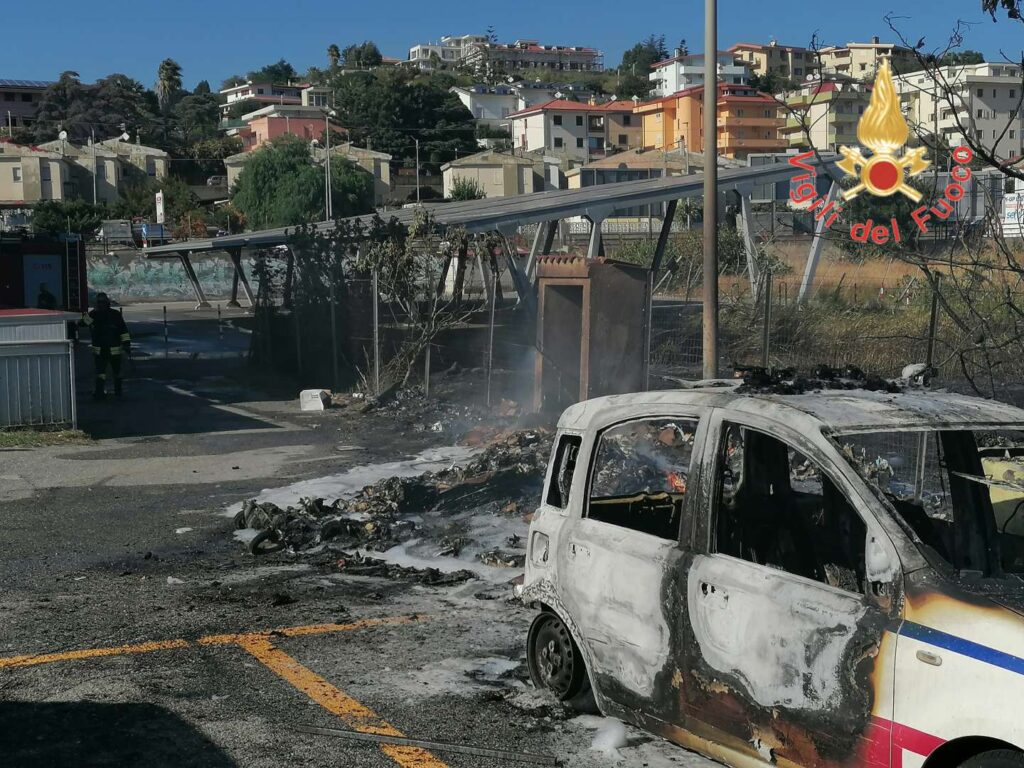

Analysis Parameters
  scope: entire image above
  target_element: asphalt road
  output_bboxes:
[1,303,713,768]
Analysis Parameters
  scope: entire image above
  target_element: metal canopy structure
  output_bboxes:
[143,153,837,307]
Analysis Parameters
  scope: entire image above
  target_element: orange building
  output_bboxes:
[634,82,785,159]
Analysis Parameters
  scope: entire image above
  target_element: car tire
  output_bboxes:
[961,750,1024,768]
[527,611,588,701]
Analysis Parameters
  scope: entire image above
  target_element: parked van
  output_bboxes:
[522,384,1024,768]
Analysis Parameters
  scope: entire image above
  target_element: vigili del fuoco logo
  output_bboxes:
[787,57,975,246]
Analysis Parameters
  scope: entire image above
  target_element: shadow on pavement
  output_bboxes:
[0,701,237,767]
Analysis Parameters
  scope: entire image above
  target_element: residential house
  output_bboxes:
[229,104,341,152]
[729,42,820,83]
[509,99,642,162]
[219,80,306,116]
[896,62,1024,160]
[635,82,786,159]
[818,38,918,79]
[780,76,871,151]
[36,139,122,204]
[97,138,170,181]
[441,149,544,198]
[0,141,68,207]
[566,148,701,217]
[408,34,490,70]
[649,50,750,98]
[451,81,598,131]
[0,79,54,131]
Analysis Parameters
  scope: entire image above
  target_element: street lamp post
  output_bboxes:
[324,109,337,220]
[702,0,719,379]
[414,137,421,203]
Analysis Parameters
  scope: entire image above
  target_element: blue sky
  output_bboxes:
[3,0,1022,89]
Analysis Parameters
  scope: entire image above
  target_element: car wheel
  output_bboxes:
[527,611,588,701]
[961,750,1024,768]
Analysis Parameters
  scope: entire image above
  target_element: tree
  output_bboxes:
[156,58,183,112]
[342,42,383,70]
[30,199,105,238]
[938,49,985,65]
[231,135,374,229]
[113,176,197,224]
[32,71,85,142]
[221,75,246,89]
[194,80,212,95]
[617,35,669,100]
[450,177,486,201]
[984,0,1022,20]
[329,68,477,165]
[189,136,242,160]
[174,92,220,145]
[247,59,297,83]
[328,44,341,68]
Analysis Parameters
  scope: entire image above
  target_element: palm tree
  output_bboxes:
[328,44,341,68]
[156,58,183,112]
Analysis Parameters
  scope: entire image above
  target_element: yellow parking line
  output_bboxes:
[0,616,426,669]
[236,635,448,768]
[199,616,423,646]
[0,639,191,670]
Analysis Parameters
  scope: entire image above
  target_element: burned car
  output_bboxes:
[522,386,1024,768]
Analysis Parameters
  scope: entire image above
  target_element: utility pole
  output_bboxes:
[91,128,98,205]
[702,0,719,379]
[414,137,421,203]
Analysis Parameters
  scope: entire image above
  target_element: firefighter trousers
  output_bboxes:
[93,346,123,396]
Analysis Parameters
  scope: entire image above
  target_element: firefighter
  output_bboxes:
[80,293,131,400]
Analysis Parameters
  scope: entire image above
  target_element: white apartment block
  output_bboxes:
[649,51,750,98]
[896,62,1024,160]
[407,34,489,70]
[451,82,597,129]
[509,100,640,162]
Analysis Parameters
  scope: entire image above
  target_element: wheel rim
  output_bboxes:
[530,614,577,697]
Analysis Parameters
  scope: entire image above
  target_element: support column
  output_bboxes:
[498,230,534,313]
[228,247,255,307]
[798,181,838,304]
[587,216,604,260]
[178,251,211,309]
[651,199,678,279]
[738,188,761,294]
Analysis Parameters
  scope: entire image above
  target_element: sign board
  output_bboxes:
[1004,191,1024,239]
[155,190,165,224]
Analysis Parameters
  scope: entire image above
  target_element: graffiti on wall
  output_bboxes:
[88,254,245,300]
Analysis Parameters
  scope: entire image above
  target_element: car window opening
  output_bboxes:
[836,429,1024,580]
[715,424,868,595]
[547,434,582,509]
[587,418,698,540]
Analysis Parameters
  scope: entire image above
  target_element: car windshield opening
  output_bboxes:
[833,428,1024,580]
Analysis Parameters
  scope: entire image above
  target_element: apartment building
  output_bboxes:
[465,40,603,77]
[226,104,342,152]
[896,62,1024,159]
[97,139,169,180]
[635,82,785,159]
[34,136,168,204]
[818,38,918,79]
[649,51,750,98]
[451,81,597,129]
[509,99,641,161]
[408,34,490,70]
[0,79,54,131]
[0,141,68,206]
[780,77,871,151]
[729,42,820,82]
[219,80,307,118]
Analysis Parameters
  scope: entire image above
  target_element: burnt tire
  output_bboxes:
[961,750,1024,768]
[527,611,588,701]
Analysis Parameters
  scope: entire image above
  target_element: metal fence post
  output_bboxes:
[762,270,773,369]
[372,268,380,396]
[486,269,497,408]
[329,273,339,392]
[162,305,168,357]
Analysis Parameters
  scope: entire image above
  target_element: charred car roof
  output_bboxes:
[558,387,1024,435]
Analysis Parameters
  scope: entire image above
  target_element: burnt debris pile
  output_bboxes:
[233,429,553,579]
[734,364,902,395]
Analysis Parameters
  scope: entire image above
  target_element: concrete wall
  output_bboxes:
[87,252,238,301]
